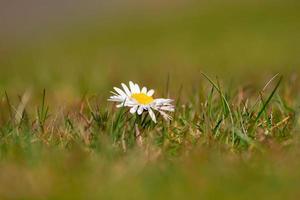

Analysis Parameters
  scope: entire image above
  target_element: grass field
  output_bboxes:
[1,0,300,199]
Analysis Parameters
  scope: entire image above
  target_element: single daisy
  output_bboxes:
[108,81,174,123]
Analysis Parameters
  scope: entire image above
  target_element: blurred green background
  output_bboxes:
[1,0,299,96]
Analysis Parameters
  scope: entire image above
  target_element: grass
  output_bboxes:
[0,73,300,199]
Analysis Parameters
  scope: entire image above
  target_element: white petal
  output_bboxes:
[135,84,140,93]
[141,87,147,94]
[110,95,124,99]
[114,87,126,97]
[154,98,173,104]
[147,89,155,96]
[121,83,131,96]
[129,81,136,93]
[116,103,125,108]
[130,105,138,114]
[108,96,124,102]
[148,108,156,123]
[137,106,144,115]
[159,106,175,112]
[125,100,137,107]
[110,91,118,96]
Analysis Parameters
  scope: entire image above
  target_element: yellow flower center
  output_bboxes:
[131,93,154,105]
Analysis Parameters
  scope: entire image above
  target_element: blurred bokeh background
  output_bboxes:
[0,0,299,95]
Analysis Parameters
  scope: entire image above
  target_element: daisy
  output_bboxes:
[108,81,174,123]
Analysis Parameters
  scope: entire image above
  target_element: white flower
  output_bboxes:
[108,81,174,123]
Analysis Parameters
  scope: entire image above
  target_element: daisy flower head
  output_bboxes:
[108,81,174,123]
